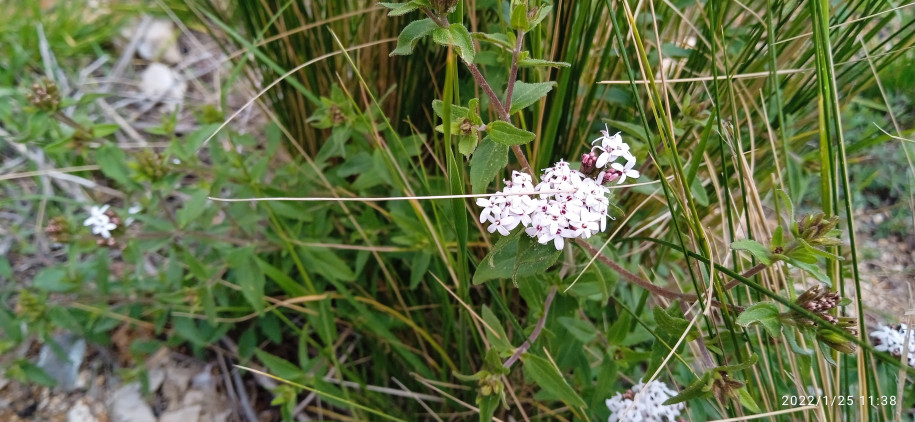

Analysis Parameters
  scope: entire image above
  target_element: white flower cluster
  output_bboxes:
[605,379,684,422]
[870,323,915,367]
[590,128,640,184]
[475,129,639,250]
[476,164,610,250]
[83,205,117,239]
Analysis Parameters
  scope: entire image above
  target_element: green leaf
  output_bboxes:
[33,268,74,292]
[797,238,844,261]
[521,353,587,408]
[458,134,478,157]
[471,32,513,49]
[518,58,571,68]
[717,354,759,372]
[431,23,475,63]
[510,3,529,31]
[786,248,818,264]
[19,361,57,387]
[472,229,560,284]
[478,393,500,422]
[735,303,782,337]
[737,386,762,413]
[431,99,470,121]
[487,121,535,146]
[730,239,772,265]
[481,306,513,354]
[473,230,521,284]
[558,316,597,343]
[301,249,357,282]
[785,326,815,355]
[509,81,554,114]
[254,349,305,381]
[467,98,482,125]
[775,189,795,234]
[772,226,784,248]
[229,248,266,313]
[379,1,421,16]
[663,371,714,405]
[653,305,698,341]
[784,257,831,285]
[96,144,132,187]
[512,234,562,282]
[470,136,508,194]
[605,119,649,143]
[0,256,11,279]
[177,189,210,229]
[690,176,709,207]
[92,123,120,138]
[528,4,553,28]
[390,18,437,56]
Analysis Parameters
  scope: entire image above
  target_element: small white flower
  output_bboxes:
[487,214,518,236]
[611,161,640,184]
[84,205,117,239]
[605,379,684,422]
[85,205,109,223]
[126,204,143,226]
[476,197,506,224]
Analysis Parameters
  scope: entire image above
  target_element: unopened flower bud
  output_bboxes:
[601,170,620,185]
[817,329,856,354]
[459,118,474,135]
[45,216,72,243]
[26,78,61,111]
[580,151,597,174]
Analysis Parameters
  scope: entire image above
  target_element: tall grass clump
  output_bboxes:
[2,0,914,421]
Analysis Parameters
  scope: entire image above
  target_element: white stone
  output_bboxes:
[137,19,183,64]
[108,383,157,422]
[67,401,98,422]
[140,63,186,104]
[159,405,201,422]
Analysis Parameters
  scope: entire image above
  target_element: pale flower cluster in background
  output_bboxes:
[870,323,915,367]
[605,379,684,422]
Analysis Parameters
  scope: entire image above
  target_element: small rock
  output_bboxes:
[107,383,156,422]
[873,213,885,225]
[36,334,85,392]
[67,401,97,422]
[140,63,186,105]
[159,405,200,422]
[137,19,183,64]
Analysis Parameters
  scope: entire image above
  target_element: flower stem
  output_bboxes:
[463,61,510,120]
[723,262,769,290]
[576,239,742,311]
[503,30,526,115]
[503,285,557,369]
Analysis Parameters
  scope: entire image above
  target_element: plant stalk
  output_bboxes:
[503,285,558,369]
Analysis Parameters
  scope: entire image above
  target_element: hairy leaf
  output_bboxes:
[509,81,554,114]
[735,303,782,337]
[521,353,587,408]
[391,18,437,56]
[730,239,772,265]
[487,121,535,146]
[432,23,475,63]
[470,136,508,194]
[519,58,572,68]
